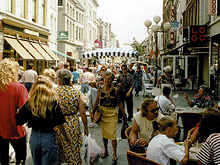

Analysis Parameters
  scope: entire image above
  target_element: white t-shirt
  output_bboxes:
[147,134,185,165]
[154,95,175,115]
[22,69,37,83]
[134,111,162,142]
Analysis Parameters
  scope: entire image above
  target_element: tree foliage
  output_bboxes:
[130,38,146,56]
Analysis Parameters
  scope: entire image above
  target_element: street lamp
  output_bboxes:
[144,16,171,86]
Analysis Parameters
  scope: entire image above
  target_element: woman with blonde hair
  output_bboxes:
[16,75,65,165]
[42,68,57,87]
[0,59,28,165]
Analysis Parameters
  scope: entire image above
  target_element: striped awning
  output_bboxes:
[82,48,139,58]
[4,37,34,60]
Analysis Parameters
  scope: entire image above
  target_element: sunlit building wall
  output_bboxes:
[57,0,84,59]
[81,0,99,51]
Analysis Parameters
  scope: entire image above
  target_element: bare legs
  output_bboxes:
[102,138,109,157]
[112,140,117,160]
[102,138,117,161]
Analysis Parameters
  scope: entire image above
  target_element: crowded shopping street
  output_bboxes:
[1,0,220,165]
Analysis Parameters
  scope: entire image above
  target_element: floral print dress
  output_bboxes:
[56,85,82,164]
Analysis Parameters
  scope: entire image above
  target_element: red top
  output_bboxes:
[0,82,28,139]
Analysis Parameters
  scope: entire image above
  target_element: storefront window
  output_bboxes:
[175,57,185,80]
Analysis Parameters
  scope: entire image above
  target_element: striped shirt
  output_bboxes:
[197,133,220,165]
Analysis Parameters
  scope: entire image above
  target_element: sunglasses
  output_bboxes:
[150,107,159,114]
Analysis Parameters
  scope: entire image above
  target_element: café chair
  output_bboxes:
[127,150,160,165]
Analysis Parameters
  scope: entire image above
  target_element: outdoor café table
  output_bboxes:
[176,142,202,163]
[175,107,206,141]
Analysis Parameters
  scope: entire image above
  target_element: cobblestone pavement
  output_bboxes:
[19,90,196,165]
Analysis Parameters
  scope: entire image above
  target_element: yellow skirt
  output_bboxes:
[100,106,118,140]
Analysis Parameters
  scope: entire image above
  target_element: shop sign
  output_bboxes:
[170,31,175,44]
[170,6,176,22]
[24,29,39,36]
[58,31,69,40]
[208,0,217,15]
[94,39,102,48]
[190,25,208,44]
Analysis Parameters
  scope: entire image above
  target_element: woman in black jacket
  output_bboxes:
[16,76,65,165]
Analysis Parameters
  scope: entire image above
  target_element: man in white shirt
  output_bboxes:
[22,64,38,92]
[147,117,190,165]
[154,86,175,116]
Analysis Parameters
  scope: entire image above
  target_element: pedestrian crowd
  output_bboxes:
[1,58,220,165]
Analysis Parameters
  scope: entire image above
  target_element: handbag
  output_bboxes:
[93,107,102,124]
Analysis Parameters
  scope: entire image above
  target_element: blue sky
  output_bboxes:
[97,0,163,47]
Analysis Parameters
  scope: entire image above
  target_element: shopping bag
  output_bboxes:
[121,120,129,139]
[84,134,103,165]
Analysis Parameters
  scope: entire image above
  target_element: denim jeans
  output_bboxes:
[81,84,89,94]
[24,82,33,92]
[30,130,58,165]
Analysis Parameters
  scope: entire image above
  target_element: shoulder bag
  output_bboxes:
[93,90,103,124]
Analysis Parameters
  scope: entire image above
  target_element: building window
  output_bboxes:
[76,27,79,41]
[5,0,12,13]
[67,3,69,16]
[16,0,25,18]
[70,22,73,41]
[32,0,36,22]
[39,0,45,25]
[72,24,74,41]
[54,18,57,32]
[76,11,78,22]
[70,6,72,18]
[58,0,63,6]
[68,21,71,40]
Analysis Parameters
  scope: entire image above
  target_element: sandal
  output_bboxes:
[101,152,109,159]
[112,156,118,165]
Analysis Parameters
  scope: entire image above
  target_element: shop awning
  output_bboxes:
[19,40,45,60]
[4,37,34,60]
[31,42,54,61]
[52,50,76,60]
[40,44,59,61]
[82,48,138,58]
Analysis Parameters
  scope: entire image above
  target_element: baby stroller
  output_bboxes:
[143,80,154,97]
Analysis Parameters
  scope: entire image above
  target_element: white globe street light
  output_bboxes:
[152,24,160,32]
[153,16,161,24]
[144,20,152,28]
[163,22,171,31]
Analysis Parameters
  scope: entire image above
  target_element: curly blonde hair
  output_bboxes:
[0,58,19,91]
[29,75,58,118]
[42,68,56,82]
